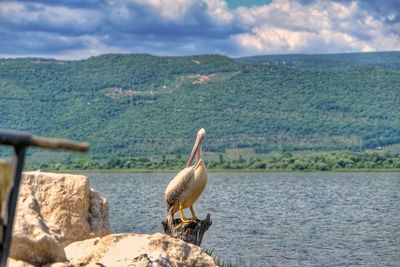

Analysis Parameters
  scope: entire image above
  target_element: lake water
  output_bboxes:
[88,172,400,266]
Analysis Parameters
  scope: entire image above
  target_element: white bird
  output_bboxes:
[164,128,207,226]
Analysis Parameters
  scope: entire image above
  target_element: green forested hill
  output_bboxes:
[0,52,399,161]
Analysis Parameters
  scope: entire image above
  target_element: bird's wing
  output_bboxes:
[164,167,194,208]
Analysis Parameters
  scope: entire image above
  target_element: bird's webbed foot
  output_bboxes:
[181,217,191,223]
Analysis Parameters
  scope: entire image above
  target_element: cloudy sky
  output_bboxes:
[0,0,399,59]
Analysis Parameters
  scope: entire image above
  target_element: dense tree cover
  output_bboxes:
[1,52,399,162]
[30,151,400,171]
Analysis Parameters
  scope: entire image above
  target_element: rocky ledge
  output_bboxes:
[7,172,216,267]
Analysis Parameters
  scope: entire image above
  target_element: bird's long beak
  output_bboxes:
[186,133,204,167]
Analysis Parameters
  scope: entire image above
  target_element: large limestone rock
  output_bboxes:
[21,171,110,246]
[10,188,66,265]
[65,233,217,267]
[9,171,110,266]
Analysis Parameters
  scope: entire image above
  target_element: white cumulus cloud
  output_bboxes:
[231,0,400,55]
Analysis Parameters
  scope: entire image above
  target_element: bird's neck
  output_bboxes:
[195,144,203,162]
[194,144,207,170]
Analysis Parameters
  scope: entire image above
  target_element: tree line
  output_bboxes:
[30,151,400,171]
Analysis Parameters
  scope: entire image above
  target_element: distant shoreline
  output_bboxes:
[27,168,400,174]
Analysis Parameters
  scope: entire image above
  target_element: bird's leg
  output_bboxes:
[179,203,190,223]
[189,206,198,220]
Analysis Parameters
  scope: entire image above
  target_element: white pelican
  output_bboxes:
[164,128,207,226]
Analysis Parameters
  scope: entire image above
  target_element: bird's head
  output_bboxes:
[187,128,206,167]
[197,128,206,138]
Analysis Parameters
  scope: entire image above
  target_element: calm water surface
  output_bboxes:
[88,172,400,266]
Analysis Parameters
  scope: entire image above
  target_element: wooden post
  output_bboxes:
[162,214,212,246]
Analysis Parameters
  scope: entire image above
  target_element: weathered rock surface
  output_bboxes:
[9,171,110,266]
[65,233,217,267]
[10,188,66,265]
[88,189,110,237]
[21,171,111,246]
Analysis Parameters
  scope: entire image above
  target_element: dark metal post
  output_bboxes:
[0,146,26,267]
